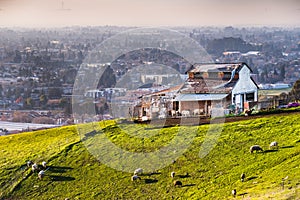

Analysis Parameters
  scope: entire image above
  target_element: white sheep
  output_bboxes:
[134,168,143,175]
[42,161,47,169]
[131,175,141,181]
[232,189,237,197]
[240,173,245,182]
[170,171,175,178]
[32,163,38,172]
[38,170,45,180]
[269,141,278,149]
[27,160,33,167]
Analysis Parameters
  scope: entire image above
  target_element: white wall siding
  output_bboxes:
[231,65,258,110]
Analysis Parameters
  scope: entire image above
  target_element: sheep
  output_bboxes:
[131,175,141,181]
[250,145,263,153]
[269,141,278,149]
[32,163,38,172]
[38,170,45,180]
[232,189,237,197]
[134,168,143,175]
[170,171,175,178]
[42,161,47,169]
[173,180,182,187]
[27,160,33,168]
[240,173,245,182]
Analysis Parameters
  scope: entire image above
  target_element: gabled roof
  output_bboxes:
[186,62,253,74]
[181,62,253,94]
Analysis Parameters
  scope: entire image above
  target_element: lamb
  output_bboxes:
[131,175,141,181]
[27,160,33,168]
[170,171,175,178]
[42,161,47,169]
[173,180,182,187]
[269,141,278,149]
[240,173,245,182]
[232,189,237,197]
[250,145,263,153]
[31,163,38,172]
[134,168,143,175]
[38,170,45,180]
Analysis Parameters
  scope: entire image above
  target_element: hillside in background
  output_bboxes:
[0,113,300,200]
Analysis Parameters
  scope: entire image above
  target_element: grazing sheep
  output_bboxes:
[38,170,45,180]
[250,145,263,153]
[269,141,278,149]
[232,189,237,197]
[134,168,143,175]
[31,163,38,172]
[42,161,47,169]
[171,171,175,178]
[173,180,182,187]
[241,173,245,182]
[131,175,141,181]
[27,160,33,167]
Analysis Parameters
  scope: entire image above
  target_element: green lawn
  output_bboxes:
[1,113,300,199]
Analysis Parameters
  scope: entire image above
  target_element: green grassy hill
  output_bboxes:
[1,113,300,200]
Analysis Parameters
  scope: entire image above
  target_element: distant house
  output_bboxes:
[133,84,183,120]
[174,63,259,116]
[135,63,258,120]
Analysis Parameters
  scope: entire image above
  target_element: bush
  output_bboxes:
[11,112,32,123]
[32,117,55,124]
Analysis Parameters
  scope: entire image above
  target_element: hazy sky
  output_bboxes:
[0,0,299,27]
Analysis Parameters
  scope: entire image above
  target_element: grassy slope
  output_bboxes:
[0,114,300,200]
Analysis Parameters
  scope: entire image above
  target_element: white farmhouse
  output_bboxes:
[134,62,259,120]
[173,62,258,116]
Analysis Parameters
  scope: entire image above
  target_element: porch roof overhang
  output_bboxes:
[173,93,228,101]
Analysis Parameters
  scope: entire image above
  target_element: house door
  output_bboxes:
[241,94,245,111]
[173,101,179,111]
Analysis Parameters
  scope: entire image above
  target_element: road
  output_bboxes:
[0,121,58,133]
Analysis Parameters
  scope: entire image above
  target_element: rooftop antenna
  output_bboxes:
[59,0,71,11]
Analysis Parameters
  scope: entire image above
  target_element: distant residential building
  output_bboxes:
[135,62,259,120]
[174,62,259,115]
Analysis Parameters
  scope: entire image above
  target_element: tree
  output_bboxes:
[289,79,300,101]
[280,65,286,80]
[97,65,116,88]
[13,50,22,63]
[60,97,72,116]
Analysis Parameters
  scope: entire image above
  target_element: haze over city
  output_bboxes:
[0,0,299,27]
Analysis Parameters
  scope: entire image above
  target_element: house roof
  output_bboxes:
[186,62,252,73]
[174,93,228,101]
[181,62,253,94]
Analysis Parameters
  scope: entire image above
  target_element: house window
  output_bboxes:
[173,101,179,111]
[246,92,255,101]
[194,73,202,79]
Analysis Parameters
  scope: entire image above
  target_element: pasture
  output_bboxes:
[0,113,300,199]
